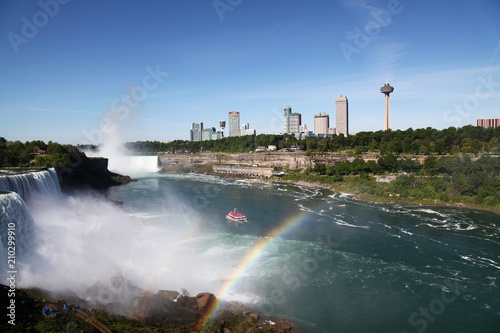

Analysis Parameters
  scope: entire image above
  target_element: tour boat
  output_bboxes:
[226,208,247,222]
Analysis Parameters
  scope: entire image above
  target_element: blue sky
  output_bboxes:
[1,0,499,144]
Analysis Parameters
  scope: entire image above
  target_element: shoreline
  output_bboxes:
[200,171,500,214]
[278,178,500,213]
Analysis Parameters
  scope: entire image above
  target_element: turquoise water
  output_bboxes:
[106,173,500,332]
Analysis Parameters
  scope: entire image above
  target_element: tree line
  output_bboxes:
[0,137,85,168]
[125,125,500,155]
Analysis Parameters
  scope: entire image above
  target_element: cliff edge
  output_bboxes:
[56,157,132,192]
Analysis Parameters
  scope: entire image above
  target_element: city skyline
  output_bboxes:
[1,0,499,144]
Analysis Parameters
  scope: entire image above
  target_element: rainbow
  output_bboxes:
[196,207,315,330]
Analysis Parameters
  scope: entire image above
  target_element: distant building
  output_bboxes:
[190,122,203,142]
[314,112,329,135]
[229,111,241,137]
[201,127,213,141]
[477,117,500,129]
[328,128,336,135]
[219,120,226,137]
[202,127,223,141]
[241,123,256,136]
[335,95,348,136]
[283,105,301,137]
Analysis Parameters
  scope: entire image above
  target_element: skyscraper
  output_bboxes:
[335,95,348,136]
[190,122,203,142]
[228,111,241,137]
[283,105,301,137]
[314,112,329,135]
[219,120,226,137]
[240,123,256,136]
[380,82,394,131]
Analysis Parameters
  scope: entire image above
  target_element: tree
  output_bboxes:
[378,153,398,172]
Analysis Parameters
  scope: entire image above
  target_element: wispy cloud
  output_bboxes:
[487,39,500,69]
[25,107,101,115]
[340,0,379,12]
[370,41,407,70]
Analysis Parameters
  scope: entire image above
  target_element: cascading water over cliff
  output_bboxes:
[0,168,60,281]
[0,168,61,200]
[107,155,159,176]
[0,192,36,280]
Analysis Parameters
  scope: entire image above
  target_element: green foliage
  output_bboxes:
[125,125,499,155]
[356,155,500,208]
[285,154,500,209]
[0,137,86,168]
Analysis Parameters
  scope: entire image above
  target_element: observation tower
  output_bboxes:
[380,82,394,130]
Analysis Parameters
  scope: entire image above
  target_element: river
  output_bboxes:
[105,173,499,332]
[1,168,498,332]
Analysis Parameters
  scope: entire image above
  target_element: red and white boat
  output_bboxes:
[226,208,247,222]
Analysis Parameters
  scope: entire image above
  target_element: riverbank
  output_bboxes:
[158,151,500,212]
[278,177,500,213]
[178,167,500,213]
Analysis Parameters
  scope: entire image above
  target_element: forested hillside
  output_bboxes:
[124,125,499,155]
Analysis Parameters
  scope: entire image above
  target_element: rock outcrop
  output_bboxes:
[56,157,132,192]
[0,285,295,332]
[196,292,217,314]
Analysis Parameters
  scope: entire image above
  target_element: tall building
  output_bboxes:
[190,122,203,142]
[335,95,349,136]
[477,117,500,129]
[380,83,394,131]
[241,123,256,136]
[219,120,226,137]
[314,112,329,135]
[228,111,241,137]
[283,105,301,137]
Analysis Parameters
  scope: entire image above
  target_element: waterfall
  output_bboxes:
[0,168,61,200]
[107,156,159,176]
[0,192,36,272]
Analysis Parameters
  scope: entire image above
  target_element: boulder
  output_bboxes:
[196,293,217,313]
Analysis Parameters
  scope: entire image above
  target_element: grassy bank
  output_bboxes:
[279,171,500,212]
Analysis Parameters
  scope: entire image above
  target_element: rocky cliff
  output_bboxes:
[159,152,346,171]
[56,157,132,192]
